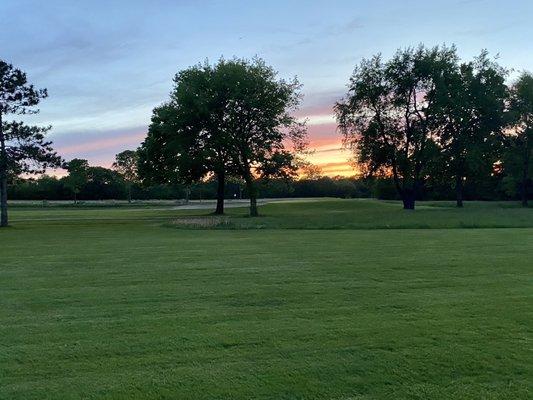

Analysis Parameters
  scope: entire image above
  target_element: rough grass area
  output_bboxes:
[1,199,532,399]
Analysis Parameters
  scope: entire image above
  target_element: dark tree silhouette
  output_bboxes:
[433,51,508,207]
[138,58,306,216]
[214,58,307,216]
[505,72,533,206]
[0,60,61,226]
[138,64,232,215]
[64,159,89,204]
[112,150,139,203]
[336,46,455,210]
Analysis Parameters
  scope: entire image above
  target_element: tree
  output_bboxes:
[82,166,126,200]
[299,163,324,180]
[64,158,89,203]
[215,58,307,216]
[112,150,139,202]
[335,45,455,209]
[139,58,306,216]
[504,72,533,206]
[432,51,508,207]
[138,64,232,214]
[0,60,61,226]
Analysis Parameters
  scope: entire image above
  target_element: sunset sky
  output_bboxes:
[1,0,532,177]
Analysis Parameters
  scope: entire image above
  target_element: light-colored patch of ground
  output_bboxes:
[171,216,231,228]
[171,198,325,210]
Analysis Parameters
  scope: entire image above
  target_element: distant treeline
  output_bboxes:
[2,48,532,229]
[8,170,527,202]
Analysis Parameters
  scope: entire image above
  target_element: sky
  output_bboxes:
[1,0,532,177]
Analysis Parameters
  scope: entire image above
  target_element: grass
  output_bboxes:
[1,199,532,399]
[170,199,533,230]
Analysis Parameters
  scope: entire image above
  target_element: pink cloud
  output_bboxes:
[56,131,146,156]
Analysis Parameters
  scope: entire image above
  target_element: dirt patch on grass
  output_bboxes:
[171,216,232,228]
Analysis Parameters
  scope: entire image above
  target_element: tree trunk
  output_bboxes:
[127,184,132,203]
[185,186,190,204]
[521,176,529,207]
[214,170,225,215]
[402,189,415,210]
[455,175,464,208]
[522,140,529,207]
[521,182,528,207]
[0,114,8,227]
[244,173,259,217]
[249,195,258,217]
[0,173,7,227]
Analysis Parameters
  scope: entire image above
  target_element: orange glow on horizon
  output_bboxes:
[45,111,355,179]
[300,114,355,177]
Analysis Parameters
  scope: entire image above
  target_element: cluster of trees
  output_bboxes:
[9,170,372,201]
[1,46,532,226]
[336,45,532,209]
[138,58,307,216]
[9,165,529,203]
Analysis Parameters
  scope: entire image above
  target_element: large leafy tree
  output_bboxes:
[138,63,232,214]
[112,150,139,203]
[503,72,533,206]
[432,51,508,207]
[0,60,61,226]
[215,58,306,216]
[139,58,306,216]
[335,46,455,209]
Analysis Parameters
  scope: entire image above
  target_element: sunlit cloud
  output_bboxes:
[57,132,146,157]
[295,95,354,176]
[3,0,529,181]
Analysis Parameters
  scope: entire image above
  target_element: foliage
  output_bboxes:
[0,59,61,226]
[112,150,139,202]
[336,45,512,210]
[432,50,508,206]
[336,45,457,209]
[502,72,533,206]
[63,158,89,202]
[138,62,233,214]
[214,58,306,216]
[138,58,306,216]
[112,150,138,183]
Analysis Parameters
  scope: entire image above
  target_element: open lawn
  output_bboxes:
[1,199,532,399]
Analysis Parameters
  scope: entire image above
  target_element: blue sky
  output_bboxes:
[1,0,532,175]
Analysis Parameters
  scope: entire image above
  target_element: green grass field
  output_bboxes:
[1,199,532,399]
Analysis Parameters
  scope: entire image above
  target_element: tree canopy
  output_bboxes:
[113,150,139,202]
[138,58,306,216]
[138,62,233,214]
[432,50,508,207]
[336,45,510,209]
[213,58,306,216]
[0,59,61,226]
[503,72,533,206]
[335,46,454,209]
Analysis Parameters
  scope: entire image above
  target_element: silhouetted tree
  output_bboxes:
[433,50,508,207]
[336,45,454,209]
[82,166,126,200]
[113,150,139,202]
[504,72,533,206]
[138,64,232,214]
[64,158,89,203]
[0,60,61,226]
[299,163,324,180]
[215,58,307,216]
[139,58,306,216]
